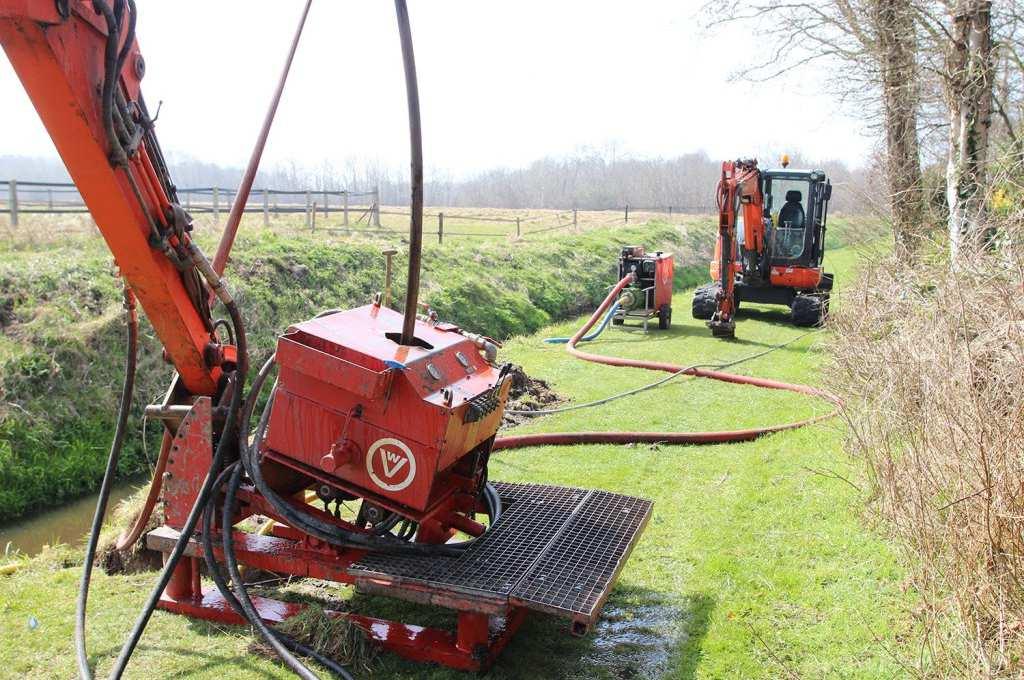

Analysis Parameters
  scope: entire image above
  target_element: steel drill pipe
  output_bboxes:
[493,273,839,451]
[211,0,313,278]
[395,0,424,345]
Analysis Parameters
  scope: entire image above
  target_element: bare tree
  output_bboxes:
[928,0,995,258]
[703,0,927,254]
[875,0,927,255]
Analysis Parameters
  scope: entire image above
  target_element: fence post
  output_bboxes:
[438,212,444,244]
[305,191,312,229]
[516,216,521,238]
[8,180,17,227]
[382,248,398,307]
[212,187,220,224]
[373,186,381,227]
[311,203,317,232]
[47,188,53,211]
[185,189,191,211]
[668,205,673,218]
[625,204,630,224]
[573,208,578,232]
[322,190,328,218]
[262,189,270,226]
[343,191,349,226]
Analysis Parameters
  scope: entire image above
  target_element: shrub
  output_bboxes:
[828,216,1024,676]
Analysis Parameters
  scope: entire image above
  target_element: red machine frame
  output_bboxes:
[1,2,652,674]
[152,398,526,672]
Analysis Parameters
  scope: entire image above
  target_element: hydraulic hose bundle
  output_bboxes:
[494,272,840,452]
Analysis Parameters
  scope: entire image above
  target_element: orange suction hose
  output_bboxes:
[492,273,839,451]
[114,429,172,551]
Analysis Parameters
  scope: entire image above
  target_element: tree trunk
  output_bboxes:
[945,0,994,260]
[874,0,925,258]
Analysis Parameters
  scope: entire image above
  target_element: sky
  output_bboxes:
[0,1,872,177]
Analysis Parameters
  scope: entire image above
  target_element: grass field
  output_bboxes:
[0,204,877,251]
[0,205,709,249]
[0,240,916,679]
[0,221,710,523]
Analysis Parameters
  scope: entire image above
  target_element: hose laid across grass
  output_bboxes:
[543,301,619,344]
[493,273,840,451]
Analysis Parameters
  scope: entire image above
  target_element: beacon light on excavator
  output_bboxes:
[0,1,652,676]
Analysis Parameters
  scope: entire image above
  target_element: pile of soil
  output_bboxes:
[98,497,164,575]
[501,364,566,428]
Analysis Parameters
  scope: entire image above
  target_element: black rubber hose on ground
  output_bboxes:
[76,288,138,680]
[198,464,354,679]
[107,299,248,679]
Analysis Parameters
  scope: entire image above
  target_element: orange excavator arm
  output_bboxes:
[0,0,228,396]
[709,158,764,338]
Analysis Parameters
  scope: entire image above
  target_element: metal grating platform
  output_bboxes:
[348,482,652,629]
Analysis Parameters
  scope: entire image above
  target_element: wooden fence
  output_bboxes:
[1,179,713,242]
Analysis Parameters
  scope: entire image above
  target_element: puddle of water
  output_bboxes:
[585,602,686,679]
[0,478,145,557]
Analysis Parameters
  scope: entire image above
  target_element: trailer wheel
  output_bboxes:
[791,294,824,327]
[692,285,717,320]
[658,304,672,330]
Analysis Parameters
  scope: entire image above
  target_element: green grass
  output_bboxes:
[0,221,704,522]
[0,241,916,678]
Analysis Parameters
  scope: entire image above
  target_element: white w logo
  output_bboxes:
[379,449,408,478]
[366,438,417,492]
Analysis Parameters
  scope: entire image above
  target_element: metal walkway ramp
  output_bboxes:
[349,482,652,632]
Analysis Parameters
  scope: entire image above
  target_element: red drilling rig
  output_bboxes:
[0,2,651,676]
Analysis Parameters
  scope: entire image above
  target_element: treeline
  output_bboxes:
[705,0,1024,259]
[0,149,870,213]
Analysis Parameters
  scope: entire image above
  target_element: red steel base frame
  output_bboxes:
[154,545,528,672]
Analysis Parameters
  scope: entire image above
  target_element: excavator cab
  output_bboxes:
[762,169,831,269]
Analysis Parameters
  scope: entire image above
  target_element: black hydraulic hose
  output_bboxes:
[76,288,138,680]
[114,0,136,80]
[221,464,352,680]
[222,463,314,679]
[395,0,423,346]
[198,466,354,679]
[91,0,127,166]
[107,300,248,679]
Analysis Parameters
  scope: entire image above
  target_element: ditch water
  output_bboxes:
[0,478,145,557]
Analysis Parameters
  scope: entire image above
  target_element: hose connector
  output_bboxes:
[464,332,499,363]
[187,241,234,305]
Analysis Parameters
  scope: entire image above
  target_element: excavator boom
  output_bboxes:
[0,1,223,395]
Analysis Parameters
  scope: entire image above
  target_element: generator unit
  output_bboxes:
[613,246,674,330]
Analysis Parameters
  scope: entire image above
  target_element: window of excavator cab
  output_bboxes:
[768,178,810,259]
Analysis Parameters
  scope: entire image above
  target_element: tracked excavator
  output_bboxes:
[692,157,834,338]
